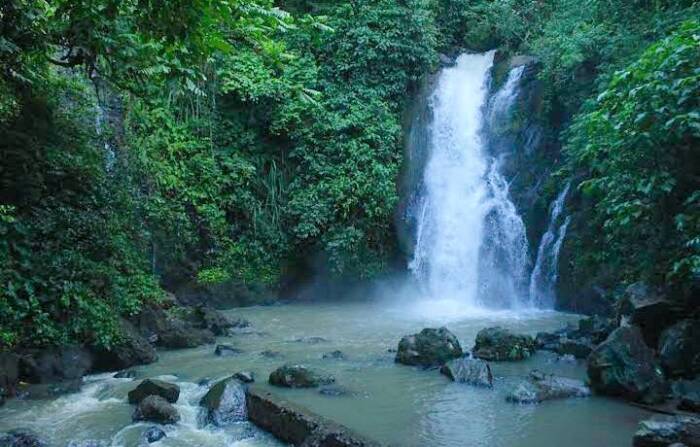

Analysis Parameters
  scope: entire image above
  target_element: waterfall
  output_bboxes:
[528,183,571,307]
[408,52,530,310]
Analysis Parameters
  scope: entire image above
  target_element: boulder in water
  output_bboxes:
[133,395,180,424]
[472,327,535,361]
[191,306,235,336]
[91,319,157,372]
[214,344,241,357]
[440,357,493,387]
[395,327,463,367]
[322,350,346,360]
[632,415,700,447]
[587,326,668,404]
[269,365,335,388]
[128,379,180,404]
[0,430,47,447]
[506,370,590,404]
[132,305,214,349]
[659,319,700,379]
[260,350,283,359]
[294,336,329,344]
[234,371,255,383]
[200,376,247,426]
[143,426,166,443]
[680,393,700,413]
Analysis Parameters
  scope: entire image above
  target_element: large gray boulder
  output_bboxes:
[91,319,157,372]
[269,365,335,388]
[133,395,180,424]
[473,327,536,361]
[395,327,463,367]
[133,306,214,349]
[618,282,680,347]
[659,319,700,379]
[199,377,247,426]
[506,370,590,404]
[587,326,668,404]
[633,415,700,447]
[440,357,493,387]
[246,386,381,446]
[128,379,180,404]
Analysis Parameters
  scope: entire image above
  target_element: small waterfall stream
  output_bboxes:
[408,52,530,310]
[528,183,571,307]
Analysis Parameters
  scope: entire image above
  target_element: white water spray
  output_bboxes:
[409,52,530,311]
[528,183,571,307]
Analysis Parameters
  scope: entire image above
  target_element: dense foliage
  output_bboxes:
[1,0,698,348]
[565,21,700,291]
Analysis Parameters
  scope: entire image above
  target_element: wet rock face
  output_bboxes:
[133,306,214,349]
[18,346,92,384]
[133,395,180,424]
[322,350,346,360]
[128,379,180,404]
[200,377,247,426]
[269,365,335,389]
[506,370,590,404]
[658,319,700,379]
[618,282,680,347]
[440,357,493,387]
[472,327,535,361]
[587,326,668,404]
[0,353,19,402]
[395,327,463,367]
[246,386,382,447]
[633,415,700,447]
[0,430,47,447]
[91,318,157,372]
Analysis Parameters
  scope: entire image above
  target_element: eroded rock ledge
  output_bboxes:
[245,385,382,447]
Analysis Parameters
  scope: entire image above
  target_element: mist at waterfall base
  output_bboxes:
[401,51,565,319]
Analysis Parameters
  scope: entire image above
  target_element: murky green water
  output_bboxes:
[0,301,649,446]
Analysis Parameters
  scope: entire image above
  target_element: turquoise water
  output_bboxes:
[0,301,649,446]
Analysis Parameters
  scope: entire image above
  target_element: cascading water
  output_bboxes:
[408,52,530,311]
[528,183,571,307]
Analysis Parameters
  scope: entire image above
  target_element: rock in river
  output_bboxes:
[473,327,536,361]
[128,379,180,404]
[214,344,241,357]
[395,327,463,367]
[506,370,590,404]
[269,365,335,388]
[587,326,668,404]
[0,430,47,447]
[133,395,180,424]
[440,357,493,387]
[200,376,247,426]
[234,371,255,383]
[633,415,700,447]
[143,426,166,443]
